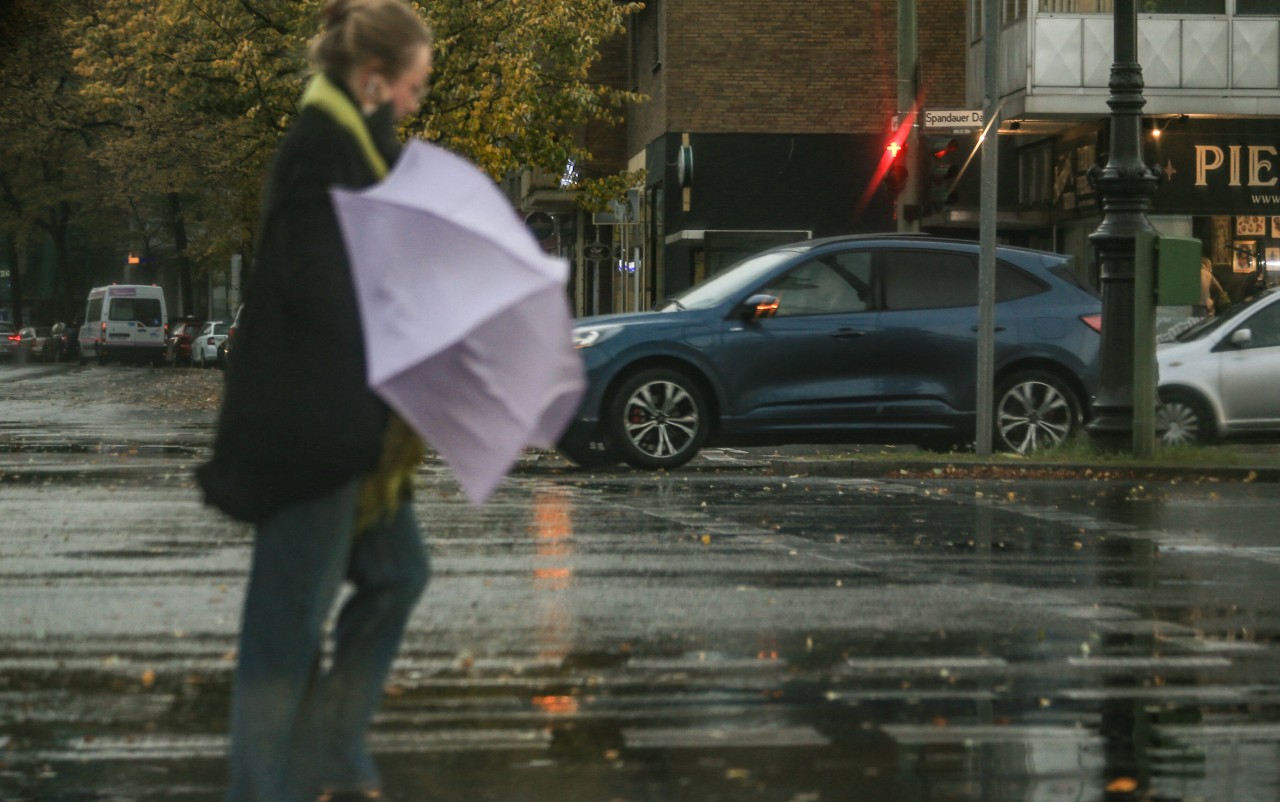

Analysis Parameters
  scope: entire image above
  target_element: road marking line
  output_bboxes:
[1066,656,1232,669]
[882,724,1103,745]
[623,726,830,749]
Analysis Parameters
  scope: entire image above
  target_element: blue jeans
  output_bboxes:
[226,481,428,802]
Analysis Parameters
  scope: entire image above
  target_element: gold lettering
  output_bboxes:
[1250,146,1279,187]
[1230,145,1243,186]
[1196,145,1223,186]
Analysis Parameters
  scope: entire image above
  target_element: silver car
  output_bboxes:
[191,320,229,368]
[1157,288,1280,445]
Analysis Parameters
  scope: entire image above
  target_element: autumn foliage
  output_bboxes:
[2,0,641,304]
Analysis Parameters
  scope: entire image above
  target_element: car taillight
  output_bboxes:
[5,334,18,342]
[1081,314,1102,333]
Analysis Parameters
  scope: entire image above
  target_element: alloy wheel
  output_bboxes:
[609,369,708,469]
[995,374,1079,454]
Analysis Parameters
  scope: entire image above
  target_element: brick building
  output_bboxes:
[520,0,969,317]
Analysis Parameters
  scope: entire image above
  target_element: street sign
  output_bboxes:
[923,109,984,131]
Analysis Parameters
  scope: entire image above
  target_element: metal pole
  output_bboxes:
[975,0,1000,457]
[897,0,919,232]
[1086,0,1161,452]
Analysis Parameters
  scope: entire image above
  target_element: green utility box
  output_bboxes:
[1155,235,1202,306]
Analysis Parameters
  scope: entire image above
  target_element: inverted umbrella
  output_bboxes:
[332,139,585,505]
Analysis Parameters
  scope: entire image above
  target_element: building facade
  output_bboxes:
[519,0,969,317]
[969,0,1280,302]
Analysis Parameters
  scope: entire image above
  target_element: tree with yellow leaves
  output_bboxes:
[66,0,642,279]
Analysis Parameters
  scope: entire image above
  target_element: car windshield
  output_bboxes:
[656,249,803,312]
[1166,288,1278,343]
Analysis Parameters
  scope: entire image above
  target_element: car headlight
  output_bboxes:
[573,325,621,349]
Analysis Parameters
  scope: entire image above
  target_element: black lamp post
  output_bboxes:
[1086,0,1163,451]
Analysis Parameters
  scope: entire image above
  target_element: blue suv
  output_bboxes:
[561,234,1102,469]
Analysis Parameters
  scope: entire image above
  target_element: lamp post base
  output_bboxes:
[1086,406,1136,453]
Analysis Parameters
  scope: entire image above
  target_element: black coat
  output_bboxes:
[198,89,400,524]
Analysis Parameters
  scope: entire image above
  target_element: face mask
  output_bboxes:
[365,101,395,130]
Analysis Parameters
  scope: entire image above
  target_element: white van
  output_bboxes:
[79,284,168,366]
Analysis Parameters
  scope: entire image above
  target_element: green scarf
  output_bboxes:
[299,73,425,533]
[299,73,389,179]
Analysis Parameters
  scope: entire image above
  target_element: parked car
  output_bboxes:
[0,322,18,361]
[78,284,168,366]
[165,318,204,366]
[559,234,1103,469]
[15,326,52,363]
[218,304,243,364]
[47,322,80,362]
[191,320,229,367]
[1157,287,1280,445]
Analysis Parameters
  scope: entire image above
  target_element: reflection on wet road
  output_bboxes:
[4,468,1278,801]
[2,367,1279,801]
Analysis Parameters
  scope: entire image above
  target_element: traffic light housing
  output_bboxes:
[884,140,909,196]
[925,136,961,212]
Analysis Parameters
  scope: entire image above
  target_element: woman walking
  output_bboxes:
[197,1,434,800]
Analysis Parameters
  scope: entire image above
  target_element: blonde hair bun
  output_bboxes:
[311,0,432,82]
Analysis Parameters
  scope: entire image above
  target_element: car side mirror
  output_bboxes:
[739,294,780,321]
[1230,328,1253,347]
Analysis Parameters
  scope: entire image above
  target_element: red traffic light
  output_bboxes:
[929,138,958,160]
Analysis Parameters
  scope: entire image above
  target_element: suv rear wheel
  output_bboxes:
[994,370,1081,454]
[607,368,709,470]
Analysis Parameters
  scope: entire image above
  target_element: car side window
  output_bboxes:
[996,263,1048,301]
[1238,300,1280,349]
[760,251,873,317]
[882,249,978,310]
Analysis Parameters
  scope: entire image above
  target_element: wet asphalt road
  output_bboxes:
[2,363,1279,802]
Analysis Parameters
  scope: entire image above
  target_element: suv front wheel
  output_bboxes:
[994,370,1082,454]
[607,368,709,470]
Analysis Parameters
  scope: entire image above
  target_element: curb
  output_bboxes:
[515,453,1280,483]
[769,458,1280,483]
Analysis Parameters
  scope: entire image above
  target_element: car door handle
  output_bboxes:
[971,325,1006,332]
[830,328,866,339]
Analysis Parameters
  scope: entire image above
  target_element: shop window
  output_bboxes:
[972,0,1027,39]
[1039,0,1225,9]
[1237,0,1280,13]
[1039,0,1114,11]
[1019,143,1053,206]
[1141,0,1225,11]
